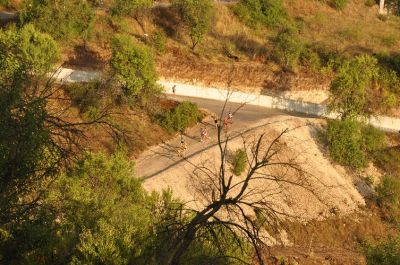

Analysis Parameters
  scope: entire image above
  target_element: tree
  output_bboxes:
[20,0,95,41]
[174,0,214,50]
[158,101,322,265]
[328,55,379,119]
[0,25,115,265]
[272,25,304,70]
[0,24,59,83]
[110,34,159,101]
[111,0,153,33]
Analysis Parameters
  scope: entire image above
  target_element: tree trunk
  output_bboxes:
[379,0,386,14]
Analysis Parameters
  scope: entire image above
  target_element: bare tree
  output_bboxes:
[158,96,324,265]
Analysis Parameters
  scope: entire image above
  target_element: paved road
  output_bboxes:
[135,94,286,179]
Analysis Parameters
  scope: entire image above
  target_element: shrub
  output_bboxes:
[330,0,348,10]
[230,149,247,176]
[362,125,386,153]
[233,0,288,28]
[65,82,103,114]
[300,46,321,70]
[375,175,400,223]
[364,237,400,265]
[20,0,95,41]
[364,0,376,6]
[174,0,215,50]
[152,30,167,54]
[156,101,202,133]
[110,34,159,101]
[272,26,304,69]
[329,55,379,119]
[374,147,400,177]
[326,119,367,168]
[0,0,9,7]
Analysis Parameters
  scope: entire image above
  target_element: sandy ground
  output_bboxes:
[137,115,365,222]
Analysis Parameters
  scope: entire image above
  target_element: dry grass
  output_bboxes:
[287,0,400,54]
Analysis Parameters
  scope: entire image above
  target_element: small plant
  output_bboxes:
[156,101,202,133]
[364,237,400,265]
[233,0,288,28]
[230,149,247,176]
[364,0,376,7]
[152,30,167,54]
[330,0,348,10]
[326,119,367,168]
[375,175,400,223]
[362,125,385,154]
[272,26,304,69]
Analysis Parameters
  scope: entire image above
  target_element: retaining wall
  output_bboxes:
[54,68,400,132]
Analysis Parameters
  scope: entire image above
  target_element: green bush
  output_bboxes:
[65,82,102,114]
[0,0,10,7]
[330,0,348,10]
[272,26,304,69]
[230,149,247,176]
[375,175,400,223]
[300,46,322,70]
[174,0,215,50]
[156,101,202,133]
[111,34,159,101]
[233,0,288,28]
[374,148,400,177]
[152,30,167,54]
[362,125,386,153]
[364,237,400,265]
[326,119,367,168]
[364,0,376,6]
[20,0,95,41]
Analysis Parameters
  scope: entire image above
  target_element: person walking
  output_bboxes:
[172,85,176,94]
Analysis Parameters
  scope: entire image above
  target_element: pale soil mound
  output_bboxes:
[143,116,365,221]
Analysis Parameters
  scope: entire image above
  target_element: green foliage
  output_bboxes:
[0,24,59,83]
[375,175,400,224]
[156,101,202,133]
[51,152,151,264]
[374,148,400,178]
[329,54,400,117]
[364,237,400,265]
[174,0,215,49]
[330,0,348,10]
[300,46,322,70]
[110,34,159,101]
[0,0,9,7]
[65,82,105,117]
[230,149,248,176]
[111,0,152,16]
[272,26,304,69]
[180,225,252,265]
[329,55,379,119]
[326,119,367,168]
[20,0,95,40]
[152,30,167,54]
[364,0,376,6]
[362,125,386,153]
[233,0,288,28]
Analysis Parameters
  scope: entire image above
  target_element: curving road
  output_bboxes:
[135,94,305,179]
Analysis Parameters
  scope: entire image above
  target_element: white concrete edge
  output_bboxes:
[54,67,400,132]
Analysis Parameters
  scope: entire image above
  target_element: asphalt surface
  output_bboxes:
[135,95,286,179]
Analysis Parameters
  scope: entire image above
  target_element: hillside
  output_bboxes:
[2,0,400,264]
